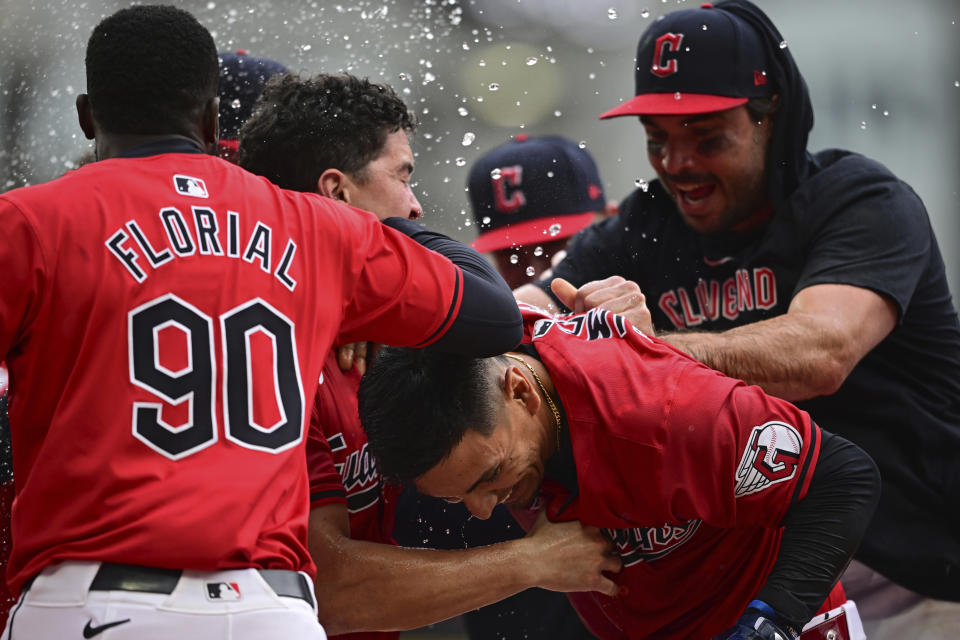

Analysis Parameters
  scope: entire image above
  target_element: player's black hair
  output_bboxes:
[358,347,503,484]
[237,73,417,192]
[85,5,218,135]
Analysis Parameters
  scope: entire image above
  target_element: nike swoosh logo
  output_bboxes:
[83,618,131,638]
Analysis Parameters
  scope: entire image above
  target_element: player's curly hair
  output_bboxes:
[85,5,218,135]
[237,73,417,192]
[359,347,504,484]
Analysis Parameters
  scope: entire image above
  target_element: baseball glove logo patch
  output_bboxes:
[734,421,802,497]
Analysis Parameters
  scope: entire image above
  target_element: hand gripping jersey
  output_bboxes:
[306,351,399,640]
[513,305,825,639]
[0,149,463,597]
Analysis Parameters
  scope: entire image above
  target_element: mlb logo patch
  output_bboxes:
[173,174,209,198]
[205,582,242,601]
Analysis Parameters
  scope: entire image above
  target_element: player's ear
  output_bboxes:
[201,97,219,155]
[76,94,96,140]
[503,362,541,416]
[318,169,349,202]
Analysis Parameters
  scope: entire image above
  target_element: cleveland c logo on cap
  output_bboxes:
[651,32,684,77]
[491,165,526,214]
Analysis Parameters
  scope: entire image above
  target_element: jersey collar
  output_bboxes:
[117,136,207,159]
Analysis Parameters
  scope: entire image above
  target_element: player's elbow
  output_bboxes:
[813,347,859,396]
[314,572,385,635]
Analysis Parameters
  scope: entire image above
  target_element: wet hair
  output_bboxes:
[358,347,503,484]
[237,73,417,192]
[85,5,218,135]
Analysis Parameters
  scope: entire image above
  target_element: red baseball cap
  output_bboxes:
[600,3,773,118]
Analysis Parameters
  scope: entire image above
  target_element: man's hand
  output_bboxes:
[551,276,654,335]
[712,601,799,640]
[337,342,378,375]
[520,511,622,597]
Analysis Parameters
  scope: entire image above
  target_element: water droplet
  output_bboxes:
[398,72,409,81]
[635,178,649,192]
[488,82,500,91]
[779,41,788,49]
[490,167,502,180]
[549,223,562,236]
[871,104,877,110]
[455,157,466,167]
[458,106,469,117]
[464,219,472,227]
[478,60,487,67]
[882,110,889,116]
[206,1,216,9]
[230,98,242,109]
[607,8,618,20]
[461,132,476,146]
[510,254,519,264]
[546,171,554,178]
[674,92,682,100]
[423,72,436,85]
[301,44,312,52]
[533,246,544,257]
[578,141,587,149]
[482,216,491,225]
[553,110,563,117]
[525,266,536,276]
[525,57,538,66]
[641,8,650,18]
[954,80,959,88]
[859,121,867,130]
[701,24,708,31]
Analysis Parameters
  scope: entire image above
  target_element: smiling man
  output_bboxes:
[514,1,960,636]
[360,304,880,639]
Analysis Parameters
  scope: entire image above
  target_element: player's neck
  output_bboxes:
[95,132,213,160]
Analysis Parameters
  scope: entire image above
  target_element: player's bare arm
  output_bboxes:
[307,503,620,634]
[661,283,898,402]
[513,282,559,312]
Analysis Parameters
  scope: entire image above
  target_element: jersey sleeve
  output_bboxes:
[306,369,348,509]
[0,197,47,361]
[658,362,819,528]
[314,200,463,349]
[794,157,930,318]
[597,355,819,530]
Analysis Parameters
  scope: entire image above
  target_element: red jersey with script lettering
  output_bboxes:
[512,305,823,639]
[0,150,463,596]
[306,351,400,640]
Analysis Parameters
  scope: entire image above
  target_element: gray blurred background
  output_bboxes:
[0,0,956,637]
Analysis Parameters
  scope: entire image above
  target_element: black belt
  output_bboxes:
[85,563,315,608]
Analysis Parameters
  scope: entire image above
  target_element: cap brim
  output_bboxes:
[471,212,596,253]
[599,93,748,118]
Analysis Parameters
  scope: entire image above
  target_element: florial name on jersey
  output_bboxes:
[105,173,298,290]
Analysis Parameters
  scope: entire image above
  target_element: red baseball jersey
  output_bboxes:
[0,150,463,596]
[306,351,400,640]
[513,305,822,639]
